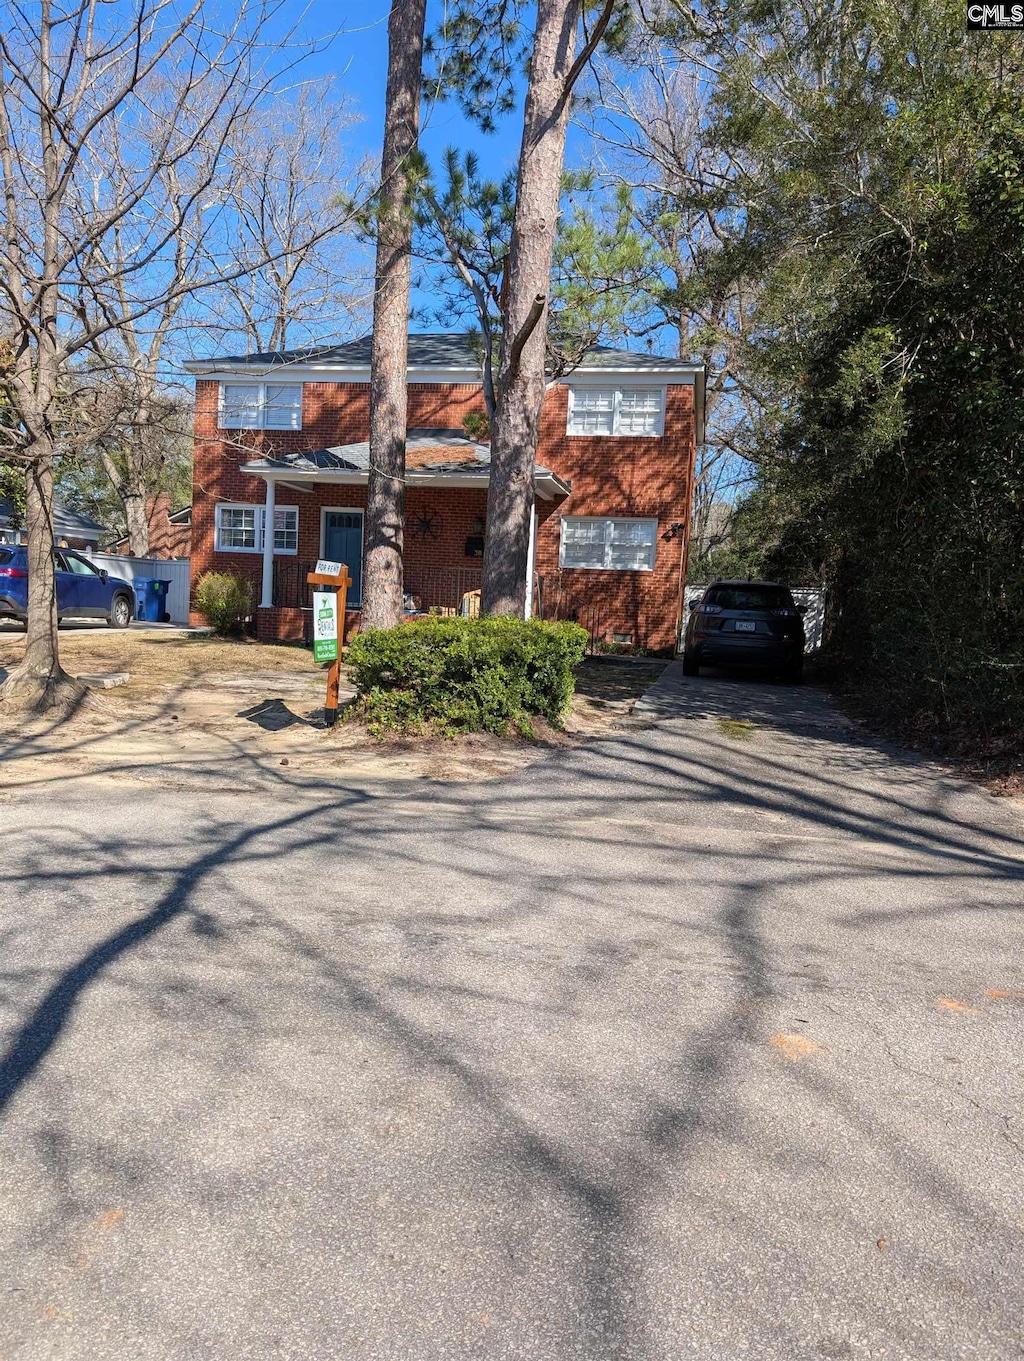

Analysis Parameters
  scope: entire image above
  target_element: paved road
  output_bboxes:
[1,665,1022,1360]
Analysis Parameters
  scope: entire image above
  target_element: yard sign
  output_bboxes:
[306,562,352,727]
[313,591,339,664]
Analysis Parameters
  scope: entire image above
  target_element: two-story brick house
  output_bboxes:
[184,333,705,651]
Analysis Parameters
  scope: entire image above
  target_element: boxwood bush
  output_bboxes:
[345,615,589,737]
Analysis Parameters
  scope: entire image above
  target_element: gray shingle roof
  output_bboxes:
[0,497,106,540]
[188,332,700,372]
[239,428,570,495]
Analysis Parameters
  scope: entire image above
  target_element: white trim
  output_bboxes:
[214,500,299,555]
[558,516,659,572]
[218,380,303,431]
[566,385,666,438]
[525,508,537,618]
[260,479,275,607]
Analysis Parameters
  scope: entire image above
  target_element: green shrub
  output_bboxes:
[345,615,588,737]
[194,572,253,635]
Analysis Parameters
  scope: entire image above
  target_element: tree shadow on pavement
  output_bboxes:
[1,677,1022,1358]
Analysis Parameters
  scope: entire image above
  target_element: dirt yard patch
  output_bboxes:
[0,625,320,695]
[0,630,666,791]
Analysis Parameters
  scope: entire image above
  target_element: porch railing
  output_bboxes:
[268,560,484,617]
[272,559,320,611]
[404,566,483,616]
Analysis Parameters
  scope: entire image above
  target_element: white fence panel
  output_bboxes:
[684,584,826,652]
[82,552,191,623]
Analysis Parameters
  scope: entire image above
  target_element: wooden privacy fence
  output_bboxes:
[81,552,192,624]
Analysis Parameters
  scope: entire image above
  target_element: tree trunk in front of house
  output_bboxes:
[1,442,85,715]
[481,0,580,617]
[361,0,427,631]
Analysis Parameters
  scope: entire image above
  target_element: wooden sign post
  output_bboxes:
[307,559,352,727]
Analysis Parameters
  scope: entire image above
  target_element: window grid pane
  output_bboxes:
[566,385,664,437]
[264,385,302,430]
[561,517,656,571]
[273,506,298,552]
[569,388,615,435]
[221,384,262,428]
[218,506,257,549]
[617,389,663,435]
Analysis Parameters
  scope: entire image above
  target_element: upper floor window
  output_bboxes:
[220,382,302,431]
[566,386,664,437]
[560,516,658,571]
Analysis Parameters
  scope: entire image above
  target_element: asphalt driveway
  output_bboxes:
[1,664,1022,1359]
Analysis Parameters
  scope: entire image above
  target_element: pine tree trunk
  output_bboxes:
[361,0,427,631]
[1,442,84,715]
[481,0,580,617]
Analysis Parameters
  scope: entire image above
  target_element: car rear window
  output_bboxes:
[0,549,13,565]
[704,585,793,610]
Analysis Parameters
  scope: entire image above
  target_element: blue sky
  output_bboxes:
[308,1,529,182]
[292,1,592,331]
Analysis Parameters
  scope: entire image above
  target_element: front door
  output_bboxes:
[323,511,363,603]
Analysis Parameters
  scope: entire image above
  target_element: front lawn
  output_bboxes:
[0,625,319,698]
[0,627,668,789]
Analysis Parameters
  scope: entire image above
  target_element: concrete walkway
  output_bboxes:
[1,668,1022,1359]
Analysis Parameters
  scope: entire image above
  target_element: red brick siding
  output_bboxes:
[532,383,693,650]
[191,377,693,649]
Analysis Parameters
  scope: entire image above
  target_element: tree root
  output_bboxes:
[0,664,90,720]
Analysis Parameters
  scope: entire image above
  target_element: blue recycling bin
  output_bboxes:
[134,577,171,623]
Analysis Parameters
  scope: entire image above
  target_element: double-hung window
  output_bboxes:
[560,517,658,571]
[220,382,303,430]
[214,502,299,554]
[566,386,665,437]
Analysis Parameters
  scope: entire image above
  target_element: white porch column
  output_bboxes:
[260,477,275,608]
[525,506,538,618]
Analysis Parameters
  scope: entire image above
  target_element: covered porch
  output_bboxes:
[238,429,570,643]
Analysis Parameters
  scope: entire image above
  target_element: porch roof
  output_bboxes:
[239,428,572,501]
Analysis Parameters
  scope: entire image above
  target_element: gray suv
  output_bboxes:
[683,579,806,681]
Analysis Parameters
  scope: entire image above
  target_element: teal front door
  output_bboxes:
[323,511,363,603]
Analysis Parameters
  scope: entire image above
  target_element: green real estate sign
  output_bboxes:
[313,590,339,664]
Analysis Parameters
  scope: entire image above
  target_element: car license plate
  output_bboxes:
[735,620,757,632]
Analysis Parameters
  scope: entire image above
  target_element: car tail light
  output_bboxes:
[0,567,27,579]
[770,607,794,617]
[701,604,722,614]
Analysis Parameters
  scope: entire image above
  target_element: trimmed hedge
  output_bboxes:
[345,615,589,737]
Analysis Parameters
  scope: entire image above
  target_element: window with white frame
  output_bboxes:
[560,517,658,571]
[566,386,664,437]
[214,502,299,554]
[220,382,303,430]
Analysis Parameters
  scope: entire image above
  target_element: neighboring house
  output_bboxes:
[184,333,706,650]
[0,496,106,549]
[107,493,192,558]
